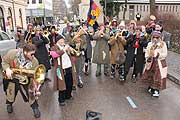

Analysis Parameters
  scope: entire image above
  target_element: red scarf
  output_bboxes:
[133,37,140,48]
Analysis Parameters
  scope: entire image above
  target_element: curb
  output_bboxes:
[167,73,180,85]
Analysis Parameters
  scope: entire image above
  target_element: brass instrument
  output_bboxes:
[72,26,88,41]
[43,30,49,36]
[2,64,46,85]
[69,46,81,57]
[98,30,104,38]
[31,29,35,35]
[25,29,35,44]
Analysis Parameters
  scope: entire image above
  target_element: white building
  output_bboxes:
[79,0,104,23]
[26,0,53,25]
[112,0,180,20]
[79,0,180,22]
[0,0,26,32]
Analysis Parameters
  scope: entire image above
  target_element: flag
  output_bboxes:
[87,0,101,26]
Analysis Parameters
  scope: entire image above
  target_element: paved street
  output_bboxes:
[0,63,180,120]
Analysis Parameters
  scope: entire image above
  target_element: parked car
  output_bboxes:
[0,30,16,66]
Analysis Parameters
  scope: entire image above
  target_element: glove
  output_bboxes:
[81,51,85,56]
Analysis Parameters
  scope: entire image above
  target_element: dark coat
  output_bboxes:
[92,31,110,64]
[82,34,92,59]
[51,45,77,91]
[125,34,148,74]
[48,33,59,48]
[32,34,51,71]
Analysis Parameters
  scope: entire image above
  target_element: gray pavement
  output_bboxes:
[0,64,180,120]
[167,51,180,85]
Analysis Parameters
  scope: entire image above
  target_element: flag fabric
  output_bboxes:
[87,0,101,26]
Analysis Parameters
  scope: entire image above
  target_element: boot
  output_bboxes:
[7,104,13,113]
[77,79,83,88]
[84,64,89,75]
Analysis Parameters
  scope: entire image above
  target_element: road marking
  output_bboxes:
[126,96,138,109]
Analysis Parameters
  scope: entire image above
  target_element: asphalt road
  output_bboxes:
[0,63,180,120]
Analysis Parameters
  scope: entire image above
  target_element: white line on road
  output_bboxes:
[126,96,138,109]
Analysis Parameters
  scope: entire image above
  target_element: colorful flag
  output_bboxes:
[87,0,101,26]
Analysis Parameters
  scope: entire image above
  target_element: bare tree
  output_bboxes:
[123,0,127,20]
[150,0,156,15]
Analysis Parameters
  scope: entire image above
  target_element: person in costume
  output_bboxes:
[141,31,167,97]
[2,44,41,118]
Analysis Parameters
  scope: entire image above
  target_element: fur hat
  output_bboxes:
[56,34,65,42]
[119,21,125,27]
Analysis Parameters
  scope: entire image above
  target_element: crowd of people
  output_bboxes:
[1,15,170,118]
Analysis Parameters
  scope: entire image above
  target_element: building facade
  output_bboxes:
[26,0,53,25]
[52,0,67,23]
[117,0,180,20]
[109,0,180,20]
[0,0,26,32]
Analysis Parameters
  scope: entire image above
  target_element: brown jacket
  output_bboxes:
[108,36,126,64]
[51,45,77,91]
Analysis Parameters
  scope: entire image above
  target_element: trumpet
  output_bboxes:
[68,46,81,57]
[25,29,35,44]
[43,30,49,37]
[99,30,104,38]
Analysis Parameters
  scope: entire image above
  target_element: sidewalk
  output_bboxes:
[167,51,180,85]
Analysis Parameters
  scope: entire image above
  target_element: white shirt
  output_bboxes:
[57,44,72,69]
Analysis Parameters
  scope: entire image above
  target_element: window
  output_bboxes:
[166,6,168,12]
[169,6,171,12]
[136,5,138,11]
[143,5,145,12]
[160,6,162,11]
[176,6,178,12]
[19,9,23,28]
[140,5,142,11]
[129,5,134,9]
[156,6,158,11]
[147,6,149,11]
[32,0,36,4]
[8,8,14,31]
[163,6,165,11]
[39,0,42,3]
[0,7,5,31]
[172,6,175,12]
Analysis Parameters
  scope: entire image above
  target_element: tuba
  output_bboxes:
[2,64,46,85]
